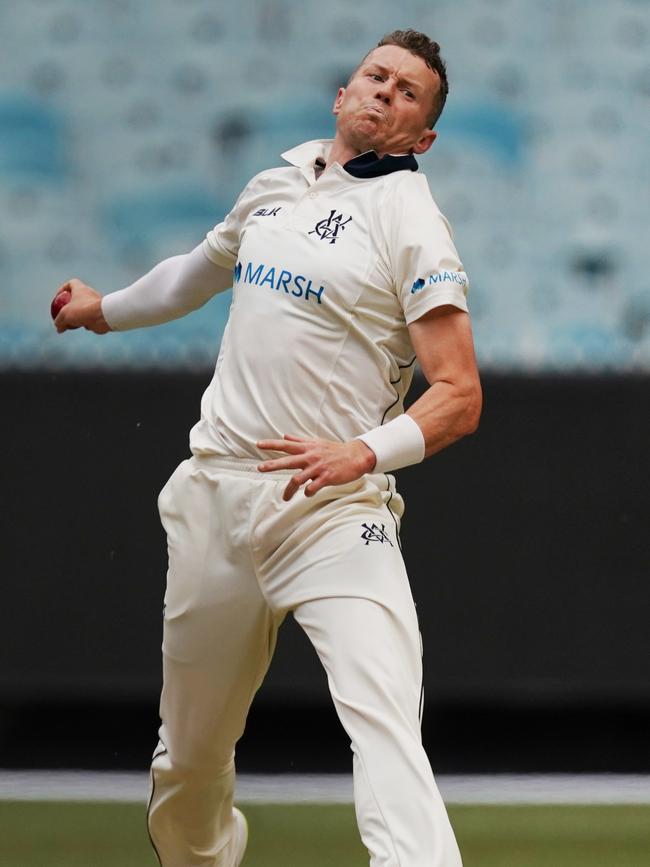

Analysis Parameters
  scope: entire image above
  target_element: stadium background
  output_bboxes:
[1,0,649,863]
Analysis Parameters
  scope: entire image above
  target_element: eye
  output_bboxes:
[403,89,416,99]
[369,73,384,82]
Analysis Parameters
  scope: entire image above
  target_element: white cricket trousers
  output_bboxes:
[148,455,462,867]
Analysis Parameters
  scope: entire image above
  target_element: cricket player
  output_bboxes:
[54,29,481,867]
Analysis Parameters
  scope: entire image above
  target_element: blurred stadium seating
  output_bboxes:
[0,0,648,370]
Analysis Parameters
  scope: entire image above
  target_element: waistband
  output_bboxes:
[189,454,398,495]
[190,453,294,477]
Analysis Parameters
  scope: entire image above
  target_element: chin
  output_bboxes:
[348,123,384,154]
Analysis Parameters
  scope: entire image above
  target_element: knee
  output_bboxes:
[155,722,236,778]
[153,743,235,782]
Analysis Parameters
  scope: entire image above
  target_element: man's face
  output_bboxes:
[333,45,440,157]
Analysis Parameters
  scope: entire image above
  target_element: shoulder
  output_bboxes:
[379,170,452,238]
[245,165,301,191]
[385,170,441,213]
[229,165,300,217]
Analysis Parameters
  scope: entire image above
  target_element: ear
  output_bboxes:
[412,129,437,155]
[332,87,346,116]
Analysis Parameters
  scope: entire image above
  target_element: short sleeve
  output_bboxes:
[202,172,267,269]
[385,174,469,324]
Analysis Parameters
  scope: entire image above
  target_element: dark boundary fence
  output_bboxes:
[2,371,649,770]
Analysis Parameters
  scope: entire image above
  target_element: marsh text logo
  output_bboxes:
[234,260,325,304]
[411,271,468,294]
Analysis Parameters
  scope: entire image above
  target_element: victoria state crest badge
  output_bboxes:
[309,210,353,245]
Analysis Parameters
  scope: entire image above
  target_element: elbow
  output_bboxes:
[460,382,482,437]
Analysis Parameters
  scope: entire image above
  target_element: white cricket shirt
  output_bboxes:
[191,139,469,458]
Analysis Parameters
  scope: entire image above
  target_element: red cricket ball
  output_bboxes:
[51,289,79,328]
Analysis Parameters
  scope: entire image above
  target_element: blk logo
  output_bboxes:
[309,210,353,244]
[254,206,281,217]
[360,523,393,547]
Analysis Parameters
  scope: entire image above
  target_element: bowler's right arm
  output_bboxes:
[53,243,232,334]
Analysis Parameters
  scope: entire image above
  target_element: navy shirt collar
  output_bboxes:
[342,150,419,178]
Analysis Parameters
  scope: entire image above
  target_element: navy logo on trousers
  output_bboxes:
[360,523,393,547]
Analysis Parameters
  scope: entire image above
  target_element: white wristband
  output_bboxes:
[356,414,426,474]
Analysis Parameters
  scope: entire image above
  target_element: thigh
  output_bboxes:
[158,460,283,767]
[258,474,412,611]
[294,594,423,733]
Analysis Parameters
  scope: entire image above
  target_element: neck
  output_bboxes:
[325,135,382,171]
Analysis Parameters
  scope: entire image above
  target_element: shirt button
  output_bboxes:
[309,191,317,198]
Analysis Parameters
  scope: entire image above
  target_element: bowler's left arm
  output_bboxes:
[405,304,482,456]
[257,304,481,499]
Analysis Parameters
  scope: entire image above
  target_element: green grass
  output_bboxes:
[1,801,649,866]
[452,805,650,867]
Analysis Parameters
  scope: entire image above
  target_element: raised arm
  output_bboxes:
[53,243,233,334]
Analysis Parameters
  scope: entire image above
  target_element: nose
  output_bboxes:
[374,79,393,105]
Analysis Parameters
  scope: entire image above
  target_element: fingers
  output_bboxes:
[257,434,347,500]
[54,310,67,333]
[256,436,312,466]
[51,279,82,333]
[304,478,325,498]
[258,456,318,491]
[65,278,89,296]
[257,436,317,499]
[282,463,331,500]
[258,454,307,472]
[54,278,81,298]
[257,435,309,479]
[282,466,324,500]
[256,450,318,500]
[282,477,301,501]
[257,437,307,456]
[54,281,72,297]
[54,302,78,333]
[53,278,95,304]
